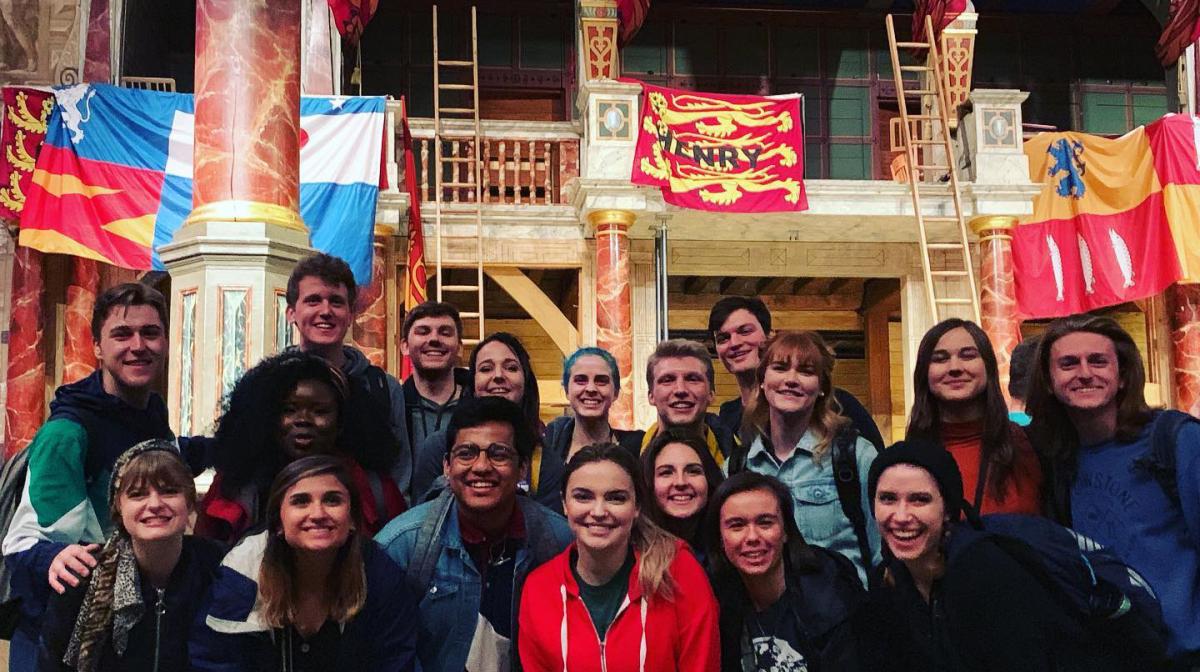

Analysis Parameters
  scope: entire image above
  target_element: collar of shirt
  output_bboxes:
[747,428,820,467]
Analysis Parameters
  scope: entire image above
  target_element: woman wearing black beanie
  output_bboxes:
[866,440,1133,672]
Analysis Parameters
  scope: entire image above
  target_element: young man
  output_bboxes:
[285,253,414,500]
[2,283,178,670]
[708,296,885,451]
[1027,314,1200,664]
[375,397,572,672]
[636,339,738,466]
[1006,335,1040,427]
[400,301,471,451]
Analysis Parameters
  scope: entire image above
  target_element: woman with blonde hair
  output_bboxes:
[190,455,417,671]
[727,331,881,586]
[39,440,222,672]
[518,443,719,672]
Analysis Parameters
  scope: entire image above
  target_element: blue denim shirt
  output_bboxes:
[744,429,882,586]
[374,495,573,672]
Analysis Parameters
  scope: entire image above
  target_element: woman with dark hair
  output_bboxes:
[543,346,642,461]
[707,471,874,672]
[907,318,1042,515]
[411,332,567,509]
[731,331,881,586]
[39,440,222,672]
[518,443,719,672]
[195,350,406,545]
[641,430,724,562]
[868,440,1136,671]
[190,455,417,671]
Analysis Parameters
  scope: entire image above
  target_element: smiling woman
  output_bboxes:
[38,441,224,672]
[190,456,418,672]
[195,350,406,545]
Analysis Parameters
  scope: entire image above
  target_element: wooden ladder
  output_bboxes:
[432,4,485,346]
[885,14,981,324]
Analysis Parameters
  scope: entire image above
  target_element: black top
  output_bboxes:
[402,368,472,452]
[871,537,1130,672]
[38,536,223,672]
[747,594,813,672]
[719,388,885,453]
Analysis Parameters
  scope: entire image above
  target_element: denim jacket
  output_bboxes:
[375,493,573,672]
[744,429,882,585]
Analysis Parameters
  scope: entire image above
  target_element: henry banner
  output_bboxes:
[0,87,55,221]
[631,83,808,213]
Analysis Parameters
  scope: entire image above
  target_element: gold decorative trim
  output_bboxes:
[587,209,636,229]
[184,200,307,232]
[969,215,1017,237]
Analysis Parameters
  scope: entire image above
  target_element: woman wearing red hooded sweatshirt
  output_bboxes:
[518,443,720,672]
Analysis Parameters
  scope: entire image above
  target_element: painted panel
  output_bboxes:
[218,288,249,405]
[179,290,197,435]
[275,291,294,353]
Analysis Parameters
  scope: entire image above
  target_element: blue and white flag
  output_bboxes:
[27,84,385,284]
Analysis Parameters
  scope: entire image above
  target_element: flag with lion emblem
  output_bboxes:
[631,83,807,213]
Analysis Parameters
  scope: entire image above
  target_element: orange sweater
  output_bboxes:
[941,419,1043,515]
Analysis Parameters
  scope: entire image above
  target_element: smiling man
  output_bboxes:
[637,339,737,467]
[2,283,179,670]
[1027,314,1200,664]
[400,301,471,452]
[376,397,571,672]
[285,253,413,501]
[708,296,885,452]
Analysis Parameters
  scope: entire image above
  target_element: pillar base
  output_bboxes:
[159,220,312,435]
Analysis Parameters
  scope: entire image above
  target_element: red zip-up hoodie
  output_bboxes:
[518,539,720,672]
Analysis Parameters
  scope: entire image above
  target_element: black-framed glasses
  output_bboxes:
[449,443,518,466]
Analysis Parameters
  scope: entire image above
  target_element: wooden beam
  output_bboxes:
[683,276,707,295]
[864,306,893,441]
[485,267,579,356]
[667,291,862,312]
[719,277,737,294]
[861,278,902,313]
[790,278,813,294]
[755,277,790,295]
[828,278,855,295]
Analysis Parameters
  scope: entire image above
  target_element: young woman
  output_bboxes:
[907,318,1042,515]
[868,440,1132,671]
[732,331,881,585]
[641,430,724,562]
[195,351,406,544]
[543,347,641,461]
[707,471,874,672]
[518,443,720,672]
[190,455,417,671]
[411,332,566,508]
[39,440,223,672]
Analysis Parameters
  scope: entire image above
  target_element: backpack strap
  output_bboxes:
[404,489,456,599]
[832,427,874,578]
[365,470,388,528]
[364,366,392,415]
[1134,409,1195,507]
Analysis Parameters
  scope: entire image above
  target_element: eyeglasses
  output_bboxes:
[449,443,518,467]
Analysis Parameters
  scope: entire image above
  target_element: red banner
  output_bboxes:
[631,83,807,213]
[0,87,54,221]
[617,0,651,45]
[400,98,427,380]
[913,0,968,42]
[328,0,378,44]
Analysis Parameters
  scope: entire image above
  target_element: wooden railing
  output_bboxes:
[398,115,580,206]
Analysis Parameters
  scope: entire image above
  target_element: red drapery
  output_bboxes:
[912,0,968,43]
[617,0,651,45]
[1157,0,1200,65]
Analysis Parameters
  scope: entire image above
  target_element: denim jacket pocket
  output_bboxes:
[792,479,842,543]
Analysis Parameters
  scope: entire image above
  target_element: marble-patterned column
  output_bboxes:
[5,247,45,457]
[62,258,99,384]
[189,0,304,231]
[970,215,1022,401]
[353,230,390,368]
[84,0,113,83]
[1168,283,1200,417]
[591,210,635,430]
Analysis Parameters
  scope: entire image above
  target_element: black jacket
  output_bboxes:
[871,531,1128,672]
[714,547,876,672]
[38,536,223,672]
[541,416,642,461]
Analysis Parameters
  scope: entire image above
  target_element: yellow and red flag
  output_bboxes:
[400,98,427,380]
[1014,127,1182,318]
[632,83,808,213]
[1146,114,1200,282]
[0,87,54,221]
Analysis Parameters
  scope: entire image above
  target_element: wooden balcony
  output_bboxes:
[387,104,580,208]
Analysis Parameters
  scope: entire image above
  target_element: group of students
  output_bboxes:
[1,251,1197,671]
